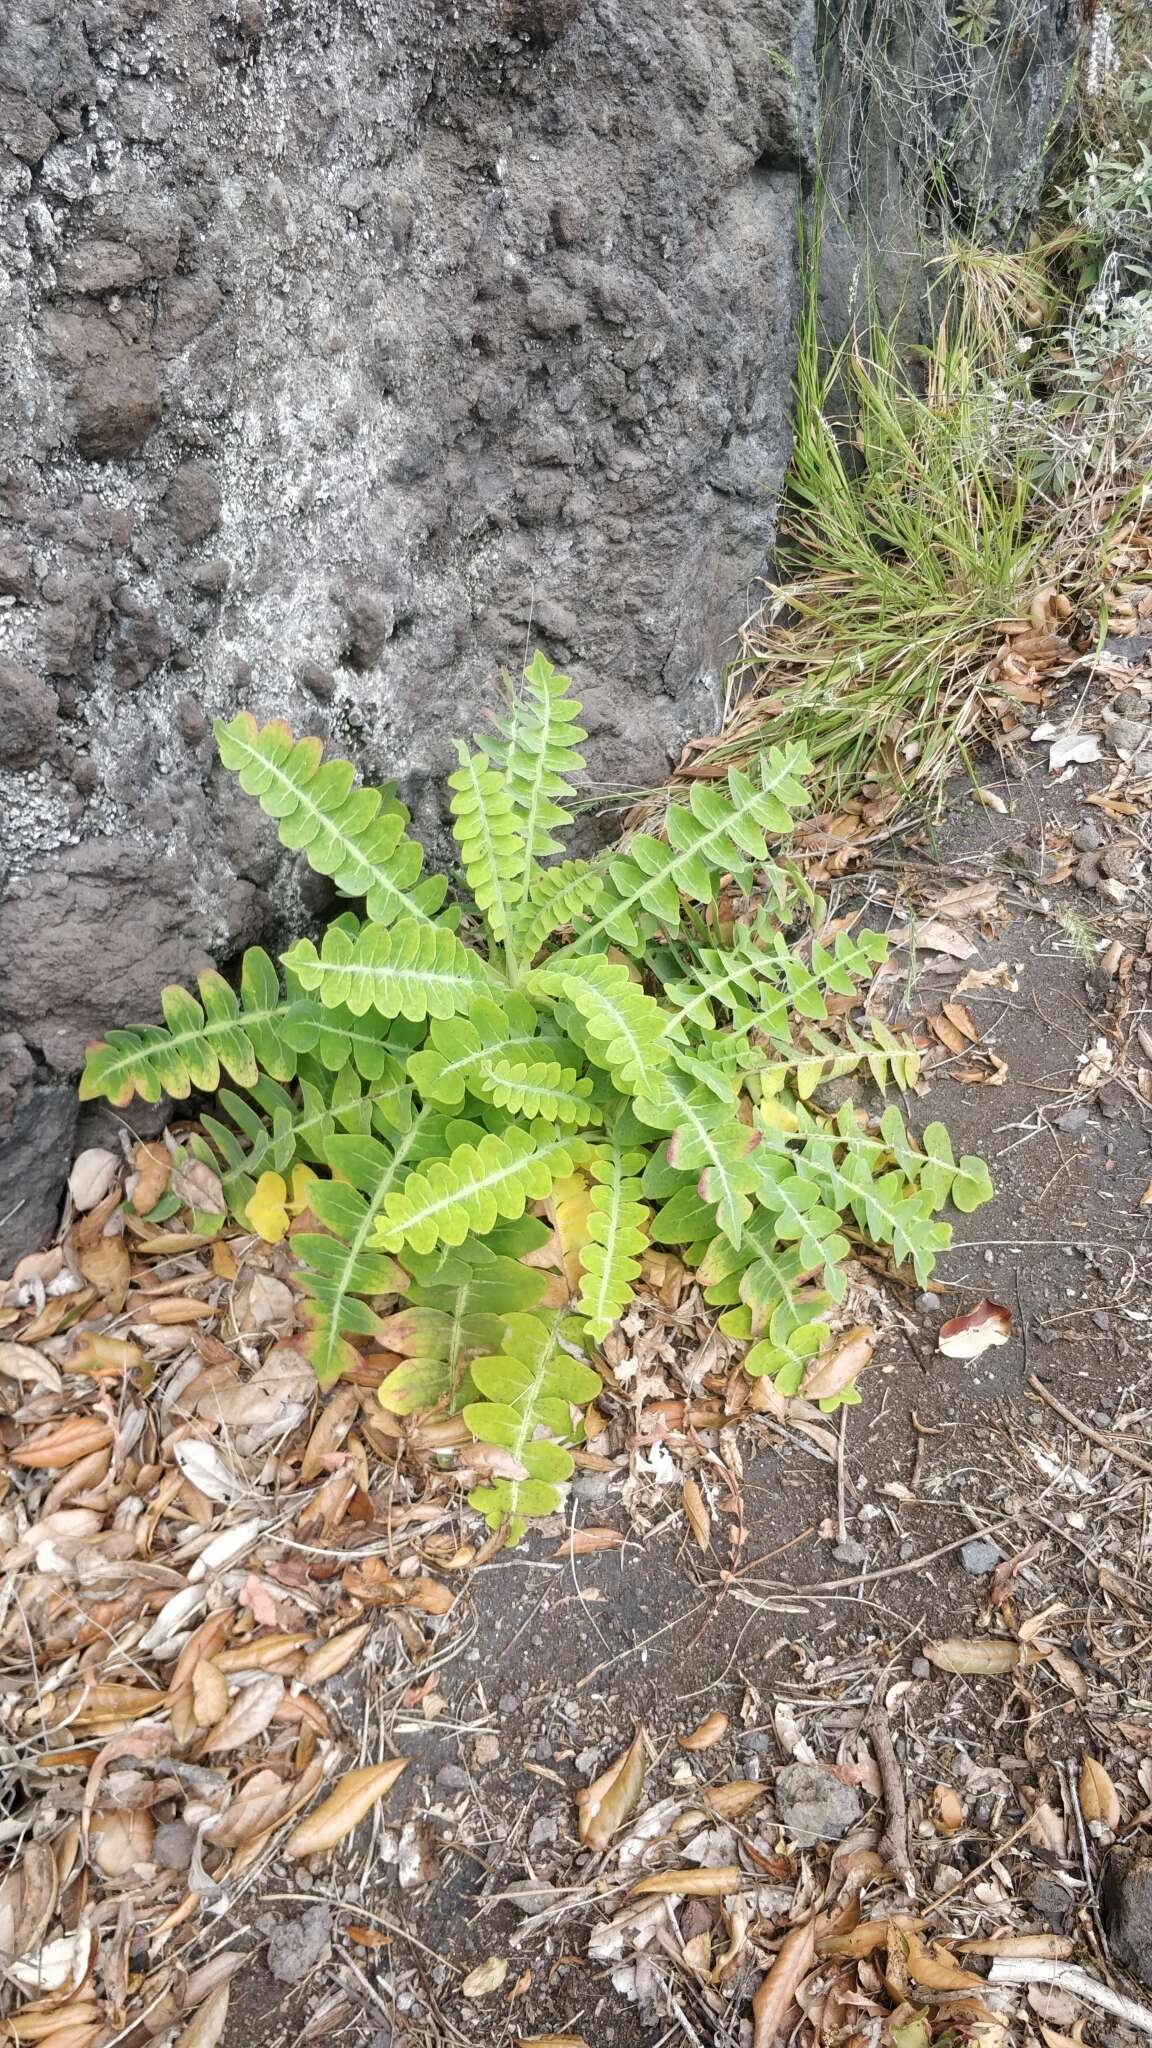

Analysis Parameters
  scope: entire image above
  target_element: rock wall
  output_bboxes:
[0,0,1077,1266]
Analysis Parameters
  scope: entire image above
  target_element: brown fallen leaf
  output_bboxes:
[202,1673,284,1754]
[284,1757,409,1858]
[924,1638,1030,1675]
[575,1728,647,1851]
[957,1935,1075,1958]
[0,1339,63,1393]
[901,1929,985,1990]
[460,1956,508,1998]
[802,1324,875,1401]
[1079,1754,1122,1827]
[10,1416,114,1468]
[90,1806,154,1877]
[516,2039,590,2047]
[678,1711,729,1752]
[550,1528,626,1557]
[172,1981,231,2048]
[937,1300,1012,1359]
[682,1477,711,1551]
[66,1334,143,1377]
[752,1918,816,2047]
[630,1866,743,1897]
[299,1623,372,1686]
[131,1140,171,1214]
[932,1785,965,1835]
[170,1157,226,1216]
[11,1840,58,1957]
[191,1659,230,1728]
[77,1232,131,1306]
[955,962,1017,994]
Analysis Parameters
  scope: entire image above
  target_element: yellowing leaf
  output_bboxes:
[551,1170,595,1291]
[902,1929,984,1990]
[284,1757,409,1858]
[247,1172,290,1242]
[1079,1754,1121,1827]
[630,1865,743,1896]
[575,1728,646,1851]
[678,1711,729,1752]
[66,1334,143,1376]
[460,1956,508,1998]
[681,1478,711,1551]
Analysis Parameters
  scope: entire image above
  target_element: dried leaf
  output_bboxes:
[284,1757,409,1858]
[66,1334,143,1377]
[932,1785,965,1835]
[131,1141,171,1214]
[77,1232,131,1304]
[941,1001,980,1042]
[678,1712,729,1752]
[937,1301,1013,1358]
[630,1866,743,1896]
[1079,1755,1121,1827]
[576,1728,647,1851]
[203,1674,284,1754]
[10,1416,113,1468]
[902,1930,985,1990]
[6,1925,92,1996]
[682,1478,711,1551]
[300,1623,372,1685]
[752,1918,816,2047]
[924,1638,1028,1674]
[516,2039,589,2047]
[958,1935,1074,1958]
[68,1148,120,1211]
[803,1324,874,1401]
[461,1956,508,1999]
[171,1157,226,1216]
[192,1659,230,1728]
[173,1980,231,2048]
[550,1528,626,1557]
[1044,1646,1089,1700]
[90,1806,154,1876]
[172,1439,248,1503]
[11,1841,58,1957]
[0,1341,62,1393]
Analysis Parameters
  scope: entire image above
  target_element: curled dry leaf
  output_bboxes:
[68,1147,120,1211]
[681,1478,710,1550]
[460,1956,508,1999]
[77,1233,131,1304]
[678,1711,729,1752]
[6,1925,92,1996]
[630,1866,743,1897]
[202,1673,284,1754]
[932,1785,965,1835]
[924,1638,1029,1675]
[937,1300,1012,1359]
[516,2038,590,2047]
[89,1806,154,1877]
[901,1930,985,1990]
[575,1728,647,1852]
[0,1340,63,1394]
[284,1757,408,1858]
[12,1840,58,1957]
[170,1157,226,1216]
[1079,1755,1122,1827]
[131,1140,171,1214]
[550,1528,626,1557]
[802,1324,875,1402]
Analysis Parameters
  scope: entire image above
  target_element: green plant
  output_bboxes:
[81,656,992,1540]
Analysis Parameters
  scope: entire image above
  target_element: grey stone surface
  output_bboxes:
[0,0,1077,1225]
[774,1760,862,1843]
[265,1904,333,1985]
[1102,1846,1152,1989]
[0,1051,77,1274]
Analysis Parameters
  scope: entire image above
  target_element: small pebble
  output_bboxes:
[960,1538,1002,1576]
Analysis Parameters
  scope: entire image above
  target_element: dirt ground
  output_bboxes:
[203,652,1152,2048]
